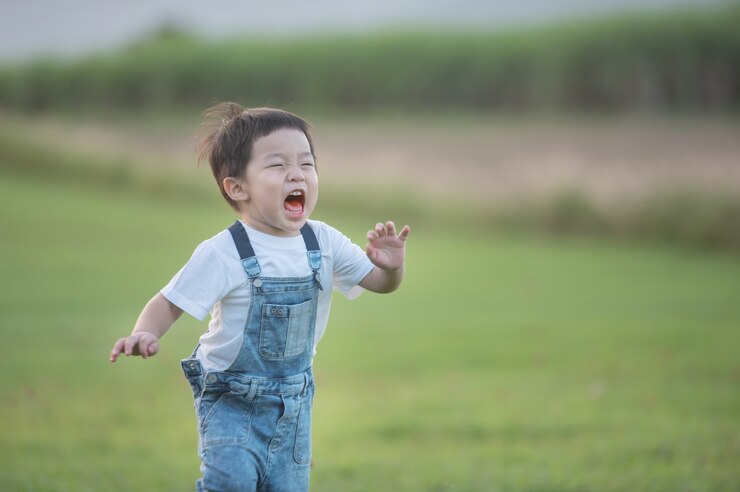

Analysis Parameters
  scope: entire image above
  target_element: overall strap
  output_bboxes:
[299,224,321,268]
[299,223,320,252]
[300,223,323,290]
[228,221,261,279]
[228,221,322,289]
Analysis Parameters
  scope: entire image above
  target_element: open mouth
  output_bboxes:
[283,190,306,216]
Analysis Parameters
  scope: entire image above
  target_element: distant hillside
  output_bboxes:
[0,0,732,60]
[0,5,738,112]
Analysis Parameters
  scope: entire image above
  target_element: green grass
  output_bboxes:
[1,167,739,491]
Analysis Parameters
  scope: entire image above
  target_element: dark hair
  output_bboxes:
[196,102,316,210]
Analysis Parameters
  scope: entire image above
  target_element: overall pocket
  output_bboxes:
[259,300,312,359]
[293,385,314,465]
[198,391,255,449]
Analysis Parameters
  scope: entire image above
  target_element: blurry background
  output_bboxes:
[1,1,738,490]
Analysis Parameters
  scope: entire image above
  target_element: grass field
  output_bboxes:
[1,145,739,491]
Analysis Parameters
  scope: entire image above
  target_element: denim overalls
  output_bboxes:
[181,221,322,491]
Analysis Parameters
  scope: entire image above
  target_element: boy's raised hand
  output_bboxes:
[366,221,410,271]
[110,332,160,362]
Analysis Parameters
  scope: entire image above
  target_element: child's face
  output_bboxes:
[240,128,318,237]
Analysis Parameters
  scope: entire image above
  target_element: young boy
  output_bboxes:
[109,103,410,491]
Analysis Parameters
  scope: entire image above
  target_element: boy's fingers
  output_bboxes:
[138,338,150,359]
[386,221,396,236]
[124,336,140,356]
[399,225,410,241]
[111,338,125,356]
[375,223,386,236]
[110,339,125,362]
[148,341,160,356]
[111,338,127,361]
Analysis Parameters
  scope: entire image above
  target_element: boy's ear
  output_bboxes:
[223,176,249,202]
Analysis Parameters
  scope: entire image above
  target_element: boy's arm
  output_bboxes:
[110,293,183,362]
[359,221,410,294]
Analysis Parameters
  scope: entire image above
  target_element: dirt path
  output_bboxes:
[314,115,740,205]
[3,112,739,205]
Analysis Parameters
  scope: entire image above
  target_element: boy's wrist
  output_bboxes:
[132,329,159,339]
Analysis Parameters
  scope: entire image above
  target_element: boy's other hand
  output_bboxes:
[110,332,160,362]
[366,221,410,272]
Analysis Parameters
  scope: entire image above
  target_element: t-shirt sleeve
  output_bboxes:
[160,240,239,321]
[324,223,375,298]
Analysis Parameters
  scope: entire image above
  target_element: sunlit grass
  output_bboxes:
[1,164,738,490]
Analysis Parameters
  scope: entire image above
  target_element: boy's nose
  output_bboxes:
[287,167,306,181]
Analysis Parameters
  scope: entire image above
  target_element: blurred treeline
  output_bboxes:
[1,5,739,252]
[0,5,738,112]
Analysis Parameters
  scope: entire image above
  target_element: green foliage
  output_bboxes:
[630,190,740,249]
[492,189,740,252]
[1,5,739,112]
[1,163,739,491]
[0,128,208,201]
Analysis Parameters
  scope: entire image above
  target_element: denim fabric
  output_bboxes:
[181,223,321,491]
[182,363,314,491]
[228,274,319,377]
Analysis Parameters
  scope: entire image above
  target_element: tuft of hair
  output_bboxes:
[195,102,315,210]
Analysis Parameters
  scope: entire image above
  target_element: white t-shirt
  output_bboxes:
[161,220,374,372]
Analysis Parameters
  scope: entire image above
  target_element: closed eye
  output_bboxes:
[301,162,315,167]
